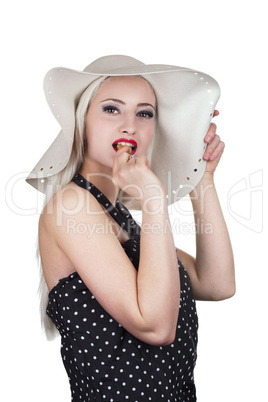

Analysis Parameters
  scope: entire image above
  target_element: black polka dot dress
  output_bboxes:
[47,174,198,401]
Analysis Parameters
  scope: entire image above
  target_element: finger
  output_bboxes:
[115,145,133,158]
[209,141,225,161]
[112,147,131,182]
[113,145,132,168]
[204,122,217,143]
[213,110,220,117]
[135,154,150,168]
[204,134,221,160]
[127,155,138,164]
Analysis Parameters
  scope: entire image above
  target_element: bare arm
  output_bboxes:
[177,117,235,301]
[137,187,180,344]
[45,148,180,346]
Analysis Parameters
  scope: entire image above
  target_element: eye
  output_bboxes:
[103,105,119,114]
[137,110,154,119]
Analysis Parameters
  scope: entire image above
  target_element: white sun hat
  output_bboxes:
[26,55,220,207]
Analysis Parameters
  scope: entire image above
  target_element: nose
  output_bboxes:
[120,114,136,135]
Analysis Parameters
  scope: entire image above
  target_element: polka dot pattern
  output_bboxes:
[47,175,198,401]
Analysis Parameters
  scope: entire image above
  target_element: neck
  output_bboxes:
[79,158,119,207]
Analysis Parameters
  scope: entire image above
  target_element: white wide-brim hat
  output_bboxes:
[26,55,220,207]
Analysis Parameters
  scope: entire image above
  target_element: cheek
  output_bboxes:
[84,121,114,166]
[143,125,155,147]
[85,123,104,159]
[85,118,107,147]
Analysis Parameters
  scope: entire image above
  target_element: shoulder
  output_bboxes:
[39,182,104,235]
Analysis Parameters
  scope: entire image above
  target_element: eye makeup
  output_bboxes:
[137,110,154,118]
[101,98,155,110]
[102,104,154,119]
[102,105,119,114]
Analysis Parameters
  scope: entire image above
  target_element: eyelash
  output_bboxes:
[102,106,154,119]
[138,110,154,118]
[103,106,119,114]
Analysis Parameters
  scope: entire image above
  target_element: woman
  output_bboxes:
[27,55,235,401]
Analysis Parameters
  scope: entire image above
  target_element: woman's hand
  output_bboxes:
[112,145,166,209]
[203,110,225,176]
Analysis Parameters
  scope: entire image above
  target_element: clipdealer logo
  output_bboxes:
[5,169,264,235]
[227,169,264,233]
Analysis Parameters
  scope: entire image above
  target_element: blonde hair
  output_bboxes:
[38,75,158,340]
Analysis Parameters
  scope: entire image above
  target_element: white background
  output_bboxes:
[2,0,267,401]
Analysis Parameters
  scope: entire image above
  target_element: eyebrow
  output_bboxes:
[101,98,156,111]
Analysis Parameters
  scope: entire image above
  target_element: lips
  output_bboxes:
[112,138,137,155]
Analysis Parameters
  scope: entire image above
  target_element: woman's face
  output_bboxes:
[84,76,156,169]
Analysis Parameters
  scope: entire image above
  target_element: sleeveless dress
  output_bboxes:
[47,174,198,401]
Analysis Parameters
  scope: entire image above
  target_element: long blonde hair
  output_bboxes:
[38,75,158,340]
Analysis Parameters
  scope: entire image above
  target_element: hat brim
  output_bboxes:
[26,55,220,206]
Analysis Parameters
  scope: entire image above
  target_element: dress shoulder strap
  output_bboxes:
[72,174,140,237]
